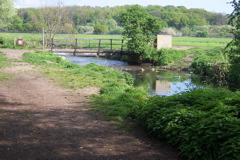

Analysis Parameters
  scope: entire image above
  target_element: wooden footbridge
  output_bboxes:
[50,38,128,57]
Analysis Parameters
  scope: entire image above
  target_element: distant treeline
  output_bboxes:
[6,5,231,37]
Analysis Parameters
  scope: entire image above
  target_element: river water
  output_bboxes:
[58,54,202,96]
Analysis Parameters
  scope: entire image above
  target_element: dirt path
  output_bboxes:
[0,49,180,160]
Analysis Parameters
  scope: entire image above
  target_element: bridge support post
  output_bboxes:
[51,38,54,52]
[97,39,101,56]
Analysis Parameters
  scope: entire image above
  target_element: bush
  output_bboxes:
[190,48,229,85]
[94,25,108,34]
[195,31,208,37]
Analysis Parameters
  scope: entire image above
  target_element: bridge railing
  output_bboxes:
[50,38,127,53]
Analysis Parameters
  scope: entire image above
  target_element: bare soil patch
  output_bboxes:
[0,49,180,160]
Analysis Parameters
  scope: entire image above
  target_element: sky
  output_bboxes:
[14,0,233,14]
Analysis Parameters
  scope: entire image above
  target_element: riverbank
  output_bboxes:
[0,49,180,159]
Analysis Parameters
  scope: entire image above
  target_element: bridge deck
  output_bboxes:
[51,49,127,57]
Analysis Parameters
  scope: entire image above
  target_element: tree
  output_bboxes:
[0,0,16,29]
[120,5,163,57]
[225,0,240,88]
[8,15,23,31]
[40,1,71,47]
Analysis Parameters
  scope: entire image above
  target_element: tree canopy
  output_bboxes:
[6,4,228,35]
[226,0,240,88]
[0,0,16,28]
[120,5,163,56]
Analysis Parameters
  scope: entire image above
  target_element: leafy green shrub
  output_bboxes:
[134,89,240,160]
[190,48,229,85]
[195,31,208,37]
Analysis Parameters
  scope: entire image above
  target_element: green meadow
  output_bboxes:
[0,32,231,49]
[173,36,231,48]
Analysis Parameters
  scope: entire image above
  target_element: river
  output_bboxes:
[57,54,202,96]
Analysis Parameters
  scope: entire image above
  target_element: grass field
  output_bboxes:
[173,36,231,48]
[0,32,232,49]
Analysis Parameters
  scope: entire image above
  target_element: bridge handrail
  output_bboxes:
[50,38,128,56]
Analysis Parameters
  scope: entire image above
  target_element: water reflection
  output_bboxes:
[130,69,199,96]
[57,54,202,96]
[66,56,128,66]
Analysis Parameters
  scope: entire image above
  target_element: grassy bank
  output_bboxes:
[23,51,240,160]
[22,51,133,89]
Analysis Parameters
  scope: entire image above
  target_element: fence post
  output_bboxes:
[51,38,54,52]
[98,39,101,56]
[121,39,124,53]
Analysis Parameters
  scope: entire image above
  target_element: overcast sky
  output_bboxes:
[14,0,233,14]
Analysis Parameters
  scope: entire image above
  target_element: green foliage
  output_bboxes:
[134,89,240,160]
[225,0,240,89]
[180,25,233,38]
[8,4,229,35]
[93,24,108,34]
[195,31,208,37]
[0,0,16,29]
[92,83,149,121]
[190,48,229,85]
[120,5,163,56]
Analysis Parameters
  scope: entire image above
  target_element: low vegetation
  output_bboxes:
[154,48,190,65]
[135,89,240,160]
[190,47,229,85]
[22,51,133,89]
[22,51,240,159]
[0,52,12,80]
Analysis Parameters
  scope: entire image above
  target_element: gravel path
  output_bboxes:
[0,49,180,160]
